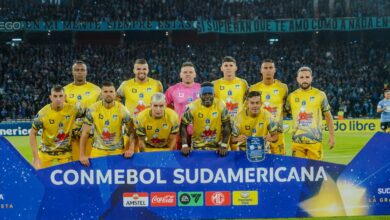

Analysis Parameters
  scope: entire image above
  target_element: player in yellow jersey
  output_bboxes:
[231,91,279,151]
[64,60,101,160]
[181,82,231,157]
[213,56,248,118]
[249,59,288,155]
[79,82,134,167]
[285,67,335,160]
[29,85,83,169]
[135,93,179,152]
[117,59,163,152]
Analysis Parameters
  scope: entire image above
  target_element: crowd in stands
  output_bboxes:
[0,40,388,120]
[1,0,389,22]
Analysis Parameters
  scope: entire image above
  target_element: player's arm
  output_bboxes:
[157,81,163,92]
[180,109,192,156]
[134,117,147,152]
[324,110,335,149]
[230,118,247,145]
[116,82,125,103]
[165,88,174,109]
[29,127,41,169]
[377,102,384,113]
[137,135,147,152]
[79,123,91,166]
[167,133,177,150]
[218,108,231,157]
[242,79,249,102]
[124,120,135,158]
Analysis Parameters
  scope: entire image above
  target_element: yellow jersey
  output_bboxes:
[117,78,163,117]
[285,87,331,144]
[84,101,132,150]
[182,98,230,149]
[32,103,83,153]
[213,77,248,117]
[231,109,278,151]
[249,79,288,122]
[135,107,179,149]
[64,82,101,110]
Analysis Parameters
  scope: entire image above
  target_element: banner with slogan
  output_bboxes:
[0,17,389,33]
[0,133,389,219]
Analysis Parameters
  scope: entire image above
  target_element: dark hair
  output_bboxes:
[222,56,236,64]
[51,84,64,93]
[181,61,195,68]
[134,59,148,65]
[73,60,86,65]
[101,81,115,88]
[261,59,274,64]
[201,82,214,88]
[247,91,262,99]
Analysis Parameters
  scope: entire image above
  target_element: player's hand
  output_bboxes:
[79,155,90,167]
[235,135,247,143]
[139,146,145,152]
[181,147,191,156]
[124,149,134,158]
[32,157,42,169]
[328,136,335,150]
[217,146,228,157]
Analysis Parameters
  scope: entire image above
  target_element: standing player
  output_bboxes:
[285,67,335,160]
[117,59,163,152]
[231,91,279,151]
[213,56,248,118]
[377,89,390,133]
[180,82,231,157]
[135,93,180,151]
[64,60,101,160]
[29,85,83,169]
[165,62,201,149]
[249,59,288,155]
[79,82,134,167]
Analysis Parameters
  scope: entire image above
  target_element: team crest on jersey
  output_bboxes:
[155,128,160,133]
[273,90,279,95]
[162,124,168,129]
[139,93,144,98]
[295,98,300,102]
[310,96,315,102]
[147,126,153,130]
[132,88,137,93]
[198,113,203,118]
[258,123,264,128]
[105,120,110,126]
[235,84,240,89]
[212,112,218,118]
[245,125,251,130]
[69,94,74,98]
[85,91,90,96]
[266,94,271,100]
[220,86,225,90]
[77,95,82,100]
[227,90,233,96]
[112,115,118,120]
[99,114,104,119]
[65,115,70,121]
[146,88,152,93]
[49,119,55,124]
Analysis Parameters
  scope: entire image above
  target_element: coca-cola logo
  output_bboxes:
[150,192,176,207]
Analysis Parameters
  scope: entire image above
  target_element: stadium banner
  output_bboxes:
[283,119,381,133]
[0,17,389,33]
[0,121,33,136]
[1,133,389,219]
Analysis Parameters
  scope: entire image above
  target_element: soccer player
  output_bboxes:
[180,82,231,157]
[64,60,101,160]
[249,59,288,155]
[79,82,134,167]
[29,85,83,169]
[377,89,390,133]
[135,93,180,151]
[285,66,335,160]
[165,61,201,149]
[117,59,163,152]
[213,56,248,118]
[231,91,279,151]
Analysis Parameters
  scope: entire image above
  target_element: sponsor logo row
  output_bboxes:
[123,191,258,207]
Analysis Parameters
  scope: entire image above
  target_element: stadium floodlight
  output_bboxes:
[268,38,279,45]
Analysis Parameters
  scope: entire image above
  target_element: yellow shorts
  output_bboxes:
[71,138,93,160]
[291,142,323,160]
[269,132,285,155]
[90,147,123,158]
[37,151,72,169]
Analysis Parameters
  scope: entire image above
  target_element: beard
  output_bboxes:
[300,82,311,90]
